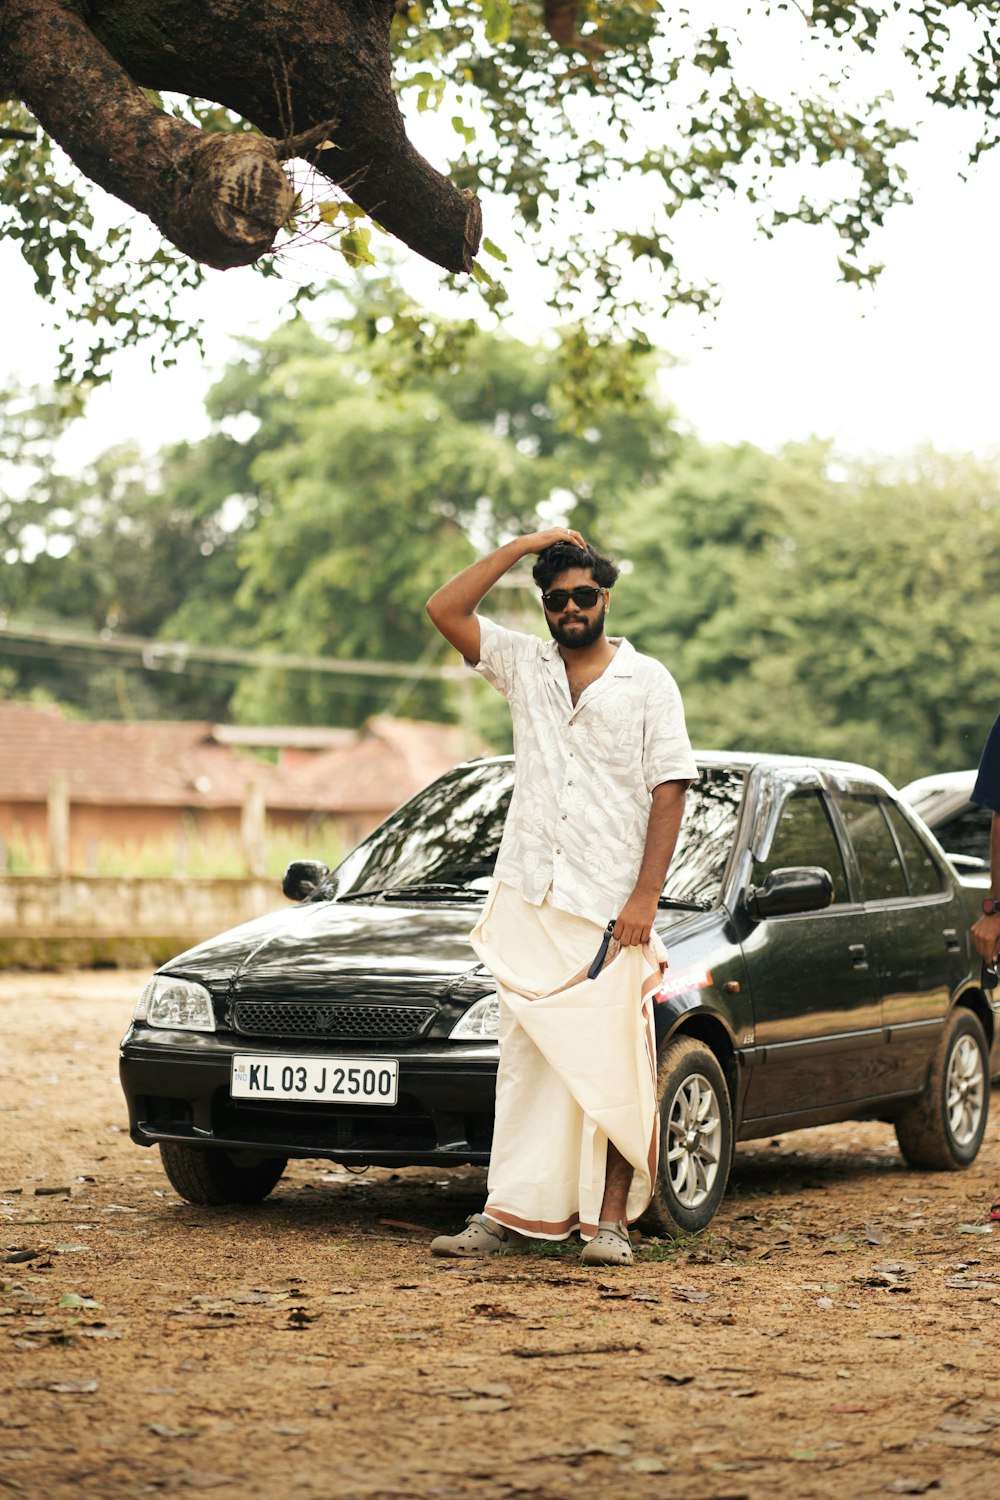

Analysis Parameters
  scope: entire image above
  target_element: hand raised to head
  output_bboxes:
[521,527,587,555]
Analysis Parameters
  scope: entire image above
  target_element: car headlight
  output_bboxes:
[449,992,500,1040]
[133,976,216,1032]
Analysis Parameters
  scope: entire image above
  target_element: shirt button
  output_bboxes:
[561,814,567,821]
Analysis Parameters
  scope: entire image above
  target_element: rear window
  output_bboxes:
[883,804,946,897]
[836,796,906,902]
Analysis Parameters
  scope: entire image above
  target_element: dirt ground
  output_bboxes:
[2,971,999,1500]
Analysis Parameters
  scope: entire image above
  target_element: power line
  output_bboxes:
[0,619,467,683]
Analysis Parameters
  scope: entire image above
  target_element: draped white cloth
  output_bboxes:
[471,881,664,1241]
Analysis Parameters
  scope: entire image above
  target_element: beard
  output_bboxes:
[546,602,606,650]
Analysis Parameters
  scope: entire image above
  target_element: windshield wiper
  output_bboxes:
[657,896,712,911]
[335,883,485,904]
[381,883,484,902]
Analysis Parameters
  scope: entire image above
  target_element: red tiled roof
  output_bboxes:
[283,715,487,812]
[0,702,486,814]
[0,701,283,808]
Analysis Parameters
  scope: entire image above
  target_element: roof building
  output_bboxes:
[0,701,485,875]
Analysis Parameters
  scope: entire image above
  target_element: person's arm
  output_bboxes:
[614,779,688,947]
[971,811,1000,962]
[426,527,585,664]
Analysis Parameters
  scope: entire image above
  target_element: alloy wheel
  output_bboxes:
[664,1071,722,1209]
[945,1033,986,1148]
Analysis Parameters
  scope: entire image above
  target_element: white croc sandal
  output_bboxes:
[430,1214,529,1258]
[580,1219,634,1266]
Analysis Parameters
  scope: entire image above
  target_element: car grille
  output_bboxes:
[229,1000,436,1042]
[215,1095,441,1153]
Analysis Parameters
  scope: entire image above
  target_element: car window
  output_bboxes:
[927,803,993,863]
[756,791,848,904]
[332,761,515,895]
[836,795,906,902]
[664,767,746,907]
[330,760,745,907]
[883,804,946,897]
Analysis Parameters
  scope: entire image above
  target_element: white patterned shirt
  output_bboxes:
[474,616,698,927]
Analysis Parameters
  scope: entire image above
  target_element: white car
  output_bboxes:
[901,771,989,873]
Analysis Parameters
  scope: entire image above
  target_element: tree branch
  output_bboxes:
[88,0,483,274]
[543,0,606,58]
[0,0,294,270]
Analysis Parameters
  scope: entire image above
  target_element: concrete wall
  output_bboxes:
[0,800,364,877]
[0,874,286,969]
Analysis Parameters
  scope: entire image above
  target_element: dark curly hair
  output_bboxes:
[531,540,620,593]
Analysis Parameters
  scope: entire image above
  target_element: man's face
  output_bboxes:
[539,567,608,650]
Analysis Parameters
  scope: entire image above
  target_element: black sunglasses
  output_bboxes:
[540,586,605,612]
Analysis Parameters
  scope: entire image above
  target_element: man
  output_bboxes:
[425,527,697,1265]
[969,711,1000,1224]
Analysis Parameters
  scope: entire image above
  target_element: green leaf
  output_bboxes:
[482,0,512,44]
[482,238,508,263]
[451,115,476,145]
[340,227,376,267]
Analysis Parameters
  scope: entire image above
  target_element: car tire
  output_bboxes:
[642,1035,733,1237]
[893,1009,990,1170]
[158,1143,288,1205]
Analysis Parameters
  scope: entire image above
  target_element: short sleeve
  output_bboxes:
[972,713,1000,811]
[641,665,699,793]
[472,616,543,700]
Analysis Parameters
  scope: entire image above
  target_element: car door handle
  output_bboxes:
[943,928,962,954]
[848,943,869,971]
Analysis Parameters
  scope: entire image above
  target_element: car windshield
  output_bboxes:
[330,760,745,909]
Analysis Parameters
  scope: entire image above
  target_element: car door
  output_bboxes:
[833,791,961,1095]
[741,786,882,1120]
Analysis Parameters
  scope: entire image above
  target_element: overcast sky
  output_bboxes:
[2,9,998,472]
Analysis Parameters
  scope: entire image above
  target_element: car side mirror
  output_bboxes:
[282,860,331,902]
[746,866,834,920]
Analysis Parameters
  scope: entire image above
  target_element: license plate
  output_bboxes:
[230,1054,399,1105]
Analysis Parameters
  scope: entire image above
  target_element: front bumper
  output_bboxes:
[119,1025,499,1166]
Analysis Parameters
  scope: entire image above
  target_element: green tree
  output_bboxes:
[610,440,1000,784]
[3,2,997,382]
[0,382,259,717]
[184,299,678,724]
[1,291,679,728]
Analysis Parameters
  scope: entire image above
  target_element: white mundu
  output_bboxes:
[472,881,664,1240]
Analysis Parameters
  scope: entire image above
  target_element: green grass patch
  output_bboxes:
[1,822,343,879]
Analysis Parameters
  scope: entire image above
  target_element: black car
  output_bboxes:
[120,753,998,1236]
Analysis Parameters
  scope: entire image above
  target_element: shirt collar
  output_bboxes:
[541,635,635,675]
[610,638,635,676]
